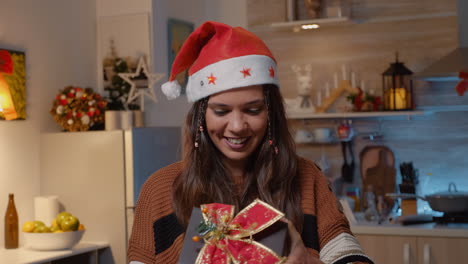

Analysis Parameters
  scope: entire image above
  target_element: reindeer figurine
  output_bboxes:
[291,64,314,109]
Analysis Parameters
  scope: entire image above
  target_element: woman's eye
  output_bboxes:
[246,107,263,115]
[213,109,229,116]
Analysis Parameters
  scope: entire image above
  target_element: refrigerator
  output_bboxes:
[40,127,182,264]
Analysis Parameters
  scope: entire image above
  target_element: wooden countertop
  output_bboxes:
[351,222,468,238]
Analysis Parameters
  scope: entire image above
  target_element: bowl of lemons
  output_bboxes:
[22,211,86,251]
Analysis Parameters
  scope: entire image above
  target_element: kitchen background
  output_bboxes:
[0,0,467,257]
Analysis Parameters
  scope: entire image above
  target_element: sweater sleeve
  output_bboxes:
[298,157,373,264]
[315,168,373,264]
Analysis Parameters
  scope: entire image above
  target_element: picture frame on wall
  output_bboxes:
[0,49,26,120]
[167,18,194,94]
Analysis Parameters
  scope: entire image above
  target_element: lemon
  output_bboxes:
[50,225,61,232]
[51,219,59,228]
[33,225,51,233]
[56,211,72,226]
[22,221,35,232]
[53,229,64,233]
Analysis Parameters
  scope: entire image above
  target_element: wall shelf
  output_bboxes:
[249,12,455,32]
[270,17,351,31]
[286,110,427,119]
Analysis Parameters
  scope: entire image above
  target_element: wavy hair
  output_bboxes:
[172,84,302,232]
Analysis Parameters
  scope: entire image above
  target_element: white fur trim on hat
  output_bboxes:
[161,80,182,100]
[186,55,278,102]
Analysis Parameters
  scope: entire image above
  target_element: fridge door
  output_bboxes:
[124,127,182,208]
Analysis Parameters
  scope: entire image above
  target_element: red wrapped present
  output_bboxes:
[178,199,287,264]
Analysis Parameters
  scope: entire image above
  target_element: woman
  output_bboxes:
[128,21,372,264]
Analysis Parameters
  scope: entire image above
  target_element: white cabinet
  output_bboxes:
[40,128,182,264]
[356,234,468,264]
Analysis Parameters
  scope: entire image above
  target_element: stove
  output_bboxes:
[433,212,468,224]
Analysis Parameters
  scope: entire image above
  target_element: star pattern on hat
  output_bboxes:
[240,67,252,78]
[207,73,217,85]
[119,57,164,111]
[269,66,275,78]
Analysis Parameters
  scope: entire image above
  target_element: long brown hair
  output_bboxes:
[172,84,302,232]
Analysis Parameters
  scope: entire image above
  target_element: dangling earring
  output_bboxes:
[194,99,207,149]
[264,88,278,155]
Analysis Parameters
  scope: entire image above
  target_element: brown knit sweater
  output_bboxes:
[128,157,372,264]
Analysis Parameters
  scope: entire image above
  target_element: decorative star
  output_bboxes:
[240,67,252,78]
[269,66,275,78]
[207,73,217,85]
[119,57,164,112]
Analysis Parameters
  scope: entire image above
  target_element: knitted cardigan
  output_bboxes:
[128,157,373,264]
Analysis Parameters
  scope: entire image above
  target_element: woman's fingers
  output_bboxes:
[284,218,324,264]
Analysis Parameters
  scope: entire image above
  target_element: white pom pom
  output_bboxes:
[161,80,181,100]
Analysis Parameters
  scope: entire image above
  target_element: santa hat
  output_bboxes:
[162,21,279,102]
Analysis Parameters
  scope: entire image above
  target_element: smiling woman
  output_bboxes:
[128,21,373,264]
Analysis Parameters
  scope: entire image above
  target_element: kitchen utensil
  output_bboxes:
[341,140,355,183]
[386,182,468,213]
[363,149,396,208]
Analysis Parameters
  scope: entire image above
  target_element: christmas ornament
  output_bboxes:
[118,57,164,112]
[456,71,468,96]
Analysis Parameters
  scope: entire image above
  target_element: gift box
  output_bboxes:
[178,199,288,264]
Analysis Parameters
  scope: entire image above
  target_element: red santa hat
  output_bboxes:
[162,21,279,102]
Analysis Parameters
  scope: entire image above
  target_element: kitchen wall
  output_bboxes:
[0,0,247,248]
[247,0,468,210]
[0,0,97,247]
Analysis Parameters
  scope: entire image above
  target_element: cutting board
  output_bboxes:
[360,145,396,208]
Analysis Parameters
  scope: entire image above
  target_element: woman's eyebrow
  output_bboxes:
[208,99,264,107]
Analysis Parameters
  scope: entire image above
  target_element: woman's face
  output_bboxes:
[205,85,268,166]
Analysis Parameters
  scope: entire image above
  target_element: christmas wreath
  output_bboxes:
[50,86,107,131]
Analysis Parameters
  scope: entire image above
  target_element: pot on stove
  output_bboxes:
[386,182,468,214]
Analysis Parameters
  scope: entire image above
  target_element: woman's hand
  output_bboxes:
[284,219,324,264]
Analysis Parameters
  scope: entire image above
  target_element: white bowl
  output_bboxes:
[23,230,85,251]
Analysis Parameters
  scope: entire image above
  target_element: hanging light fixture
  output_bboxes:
[0,50,18,120]
[382,53,414,111]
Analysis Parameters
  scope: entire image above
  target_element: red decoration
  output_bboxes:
[195,200,285,264]
[0,50,13,74]
[269,67,275,78]
[240,68,251,78]
[456,71,468,96]
[207,73,217,85]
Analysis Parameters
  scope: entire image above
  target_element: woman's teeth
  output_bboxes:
[227,137,247,144]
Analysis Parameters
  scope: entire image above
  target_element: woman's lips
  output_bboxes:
[224,137,249,150]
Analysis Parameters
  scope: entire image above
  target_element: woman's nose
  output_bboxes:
[228,112,247,132]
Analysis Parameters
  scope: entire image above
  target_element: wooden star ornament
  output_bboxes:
[118,57,164,112]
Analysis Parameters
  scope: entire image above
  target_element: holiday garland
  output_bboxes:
[50,86,107,131]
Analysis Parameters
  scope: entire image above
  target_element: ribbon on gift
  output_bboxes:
[195,199,286,264]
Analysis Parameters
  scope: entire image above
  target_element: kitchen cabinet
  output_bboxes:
[355,234,468,264]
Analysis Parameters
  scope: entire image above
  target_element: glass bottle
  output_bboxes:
[4,193,18,249]
[364,185,379,222]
